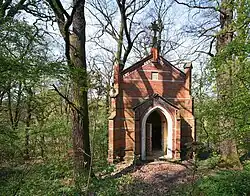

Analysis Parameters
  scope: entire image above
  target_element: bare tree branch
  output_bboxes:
[52,84,83,116]
[173,0,226,16]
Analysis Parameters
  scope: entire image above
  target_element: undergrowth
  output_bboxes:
[1,158,250,196]
[0,158,132,196]
[171,160,250,196]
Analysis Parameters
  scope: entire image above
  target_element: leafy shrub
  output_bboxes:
[243,160,250,171]
[196,169,250,196]
[198,152,221,169]
[0,159,77,196]
[171,161,250,196]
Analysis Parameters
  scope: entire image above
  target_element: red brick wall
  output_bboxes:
[108,57,195,162]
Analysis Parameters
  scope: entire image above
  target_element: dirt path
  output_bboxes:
[114,161,195,195]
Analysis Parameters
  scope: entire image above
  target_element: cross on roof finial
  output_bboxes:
[150,21,160,48]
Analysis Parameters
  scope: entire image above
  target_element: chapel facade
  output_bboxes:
[108,48,195,162]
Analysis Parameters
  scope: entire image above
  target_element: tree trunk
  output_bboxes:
[40,121,45,158]
[70,0,91,172]
[25,89,32,160]
[13,82,22,129]
[47,0,92,173]
[216,0,242,169]
[7,87,14,127]
[105,81,111,117]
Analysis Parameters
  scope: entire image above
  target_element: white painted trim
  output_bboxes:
[138,70,171,73]
[146,123,152,154]
[161,122,164,154]
[123,78,184,83]
[114,127,133,130]
[123,58,183,77]
[141,106,173,160]
[124,97,192,100]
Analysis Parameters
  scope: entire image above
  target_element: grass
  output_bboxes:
[171,160,250,196]
[0,159,77,195]
[0,158,132,196]
[195,169,250,196]
[1,158,250,196]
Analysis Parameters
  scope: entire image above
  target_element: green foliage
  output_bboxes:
[171,163,250,196]
[88,96,109,170]
[0,114,71,164]
[0,17,70,164]
[89,174,133,196]
[243,161,250,171]
[195,97,221,146]
[0,159,77,196]
[195,169,250,196]
[0,0,248,195]
[0,20,66,84]
[0,158,134,196]
[198,153,221,169]
[193,0,250,167]
[0,125,22,164]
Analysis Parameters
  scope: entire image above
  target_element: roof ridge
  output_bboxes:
[121,55,186,77]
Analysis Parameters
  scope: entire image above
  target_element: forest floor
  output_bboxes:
[112,160,197,195]
[1,158,250,195]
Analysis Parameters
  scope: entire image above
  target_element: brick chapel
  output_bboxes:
[108,45,195,162]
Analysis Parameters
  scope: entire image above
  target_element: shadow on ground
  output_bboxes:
[112,161,196,196]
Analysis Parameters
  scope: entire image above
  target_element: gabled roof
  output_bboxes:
[121,54,186,76]
[121,54,153,75]
[133,93,179,110]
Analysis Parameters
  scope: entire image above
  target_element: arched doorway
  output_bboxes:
[141,106,173,160]
[146,111,162,157]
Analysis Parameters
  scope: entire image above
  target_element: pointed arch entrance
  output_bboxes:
[133,94,180,161]
[147,111,162,152]
[141,105,173,160]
